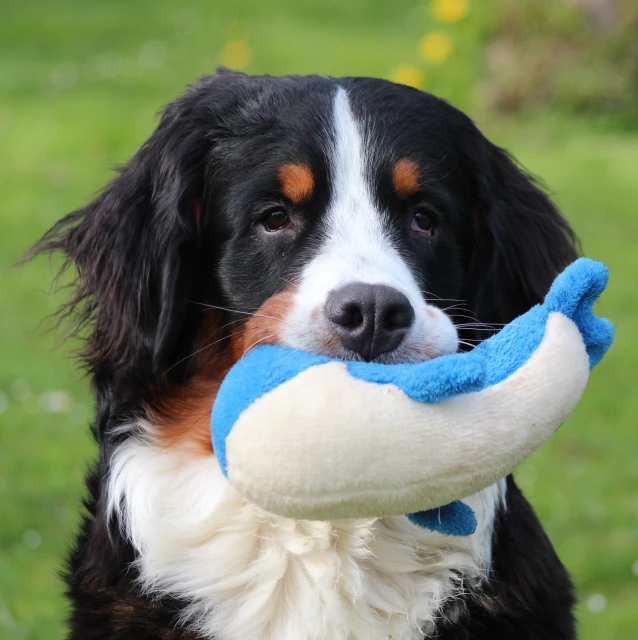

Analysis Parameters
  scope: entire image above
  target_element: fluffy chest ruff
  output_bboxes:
[107,425,505,640]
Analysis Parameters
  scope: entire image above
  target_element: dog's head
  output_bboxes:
[34,70,577,446]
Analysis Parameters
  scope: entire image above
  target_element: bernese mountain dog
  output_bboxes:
[32,69,579,639]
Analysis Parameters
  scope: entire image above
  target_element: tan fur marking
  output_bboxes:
[152,289,296,455]
[278,163,314,203]
[229,290,296,362]
[392,158,421,199]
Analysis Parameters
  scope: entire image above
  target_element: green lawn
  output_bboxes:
[1,1,637,639]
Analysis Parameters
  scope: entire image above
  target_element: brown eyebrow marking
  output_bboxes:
[278,163,314,203]
[392,158,421,199]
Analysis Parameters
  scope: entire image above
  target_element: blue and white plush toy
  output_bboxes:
[212,258,614,536]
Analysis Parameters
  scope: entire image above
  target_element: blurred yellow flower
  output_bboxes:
[431,0,469,23]
[221,40,252,70]
[418,32,453,64]
[390,65,425,89]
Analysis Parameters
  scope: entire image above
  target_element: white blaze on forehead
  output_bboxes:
[282,87,458,360]
[307,87,423,304]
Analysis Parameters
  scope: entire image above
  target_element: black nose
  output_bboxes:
[325,283,415,361]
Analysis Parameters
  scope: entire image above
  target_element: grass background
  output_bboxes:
[1,0,637,638]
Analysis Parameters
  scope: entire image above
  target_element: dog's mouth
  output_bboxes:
[237,317,443,366]
[230,290,460,366]
[326,343,437,365]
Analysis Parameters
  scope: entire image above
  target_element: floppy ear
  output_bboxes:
[454,116,579,325]
[30,73,244,382]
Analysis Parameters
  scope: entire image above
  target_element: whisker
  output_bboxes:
[457,341,508,359]
[188,301,281,321]
[441,305,472,313]
[162,326,253,375]
[454,322,508,327]
[179,317,252,351]
[456,324,540,331]
[242,333,277,358]
[442,305,478,314]
[447,313,485,323]
[423,295,468,303]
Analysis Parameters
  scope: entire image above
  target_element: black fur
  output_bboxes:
[437,477,576,639]
[32,70,578,639]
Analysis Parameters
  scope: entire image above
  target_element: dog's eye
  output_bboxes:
[410,211,436,236]
[262,210,292,232]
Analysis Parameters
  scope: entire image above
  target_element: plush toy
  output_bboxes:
[211,258,614,536]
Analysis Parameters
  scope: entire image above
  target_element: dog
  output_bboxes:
[32,69,579,639]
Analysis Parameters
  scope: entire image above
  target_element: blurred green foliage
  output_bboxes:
[1,1,637,639]
[485,0,638,126]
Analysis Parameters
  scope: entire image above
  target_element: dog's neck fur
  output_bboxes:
[107,422,506,640]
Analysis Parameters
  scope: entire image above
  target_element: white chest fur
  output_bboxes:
[108,431,505,640]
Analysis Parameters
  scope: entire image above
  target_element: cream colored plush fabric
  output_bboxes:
[225,312,589,520]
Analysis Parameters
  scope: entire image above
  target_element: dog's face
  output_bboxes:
[212,80,472,363]
[35,70,577,422]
